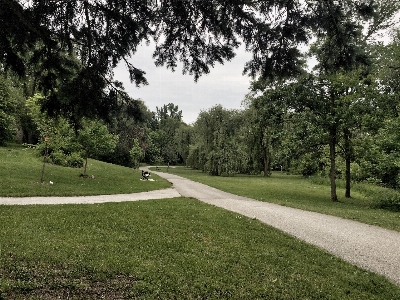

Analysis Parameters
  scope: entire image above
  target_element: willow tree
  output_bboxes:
[188,105,247,176]
[244,80,293,177]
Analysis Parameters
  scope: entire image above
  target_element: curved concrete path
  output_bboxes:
[1,167,399,286]
[144,168,400,286]
[0,188,180,205]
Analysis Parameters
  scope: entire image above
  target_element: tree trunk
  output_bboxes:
[344,128,351,198]
[263,146,271,177]
[329,126,338,202]
[345,155,351,198]
[40,143,49,183]
[83,0,92,63]
[84,156,88,176]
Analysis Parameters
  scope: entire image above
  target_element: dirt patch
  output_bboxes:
[1,261,139,299]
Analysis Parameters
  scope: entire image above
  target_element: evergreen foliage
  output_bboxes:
[1,0,351,123]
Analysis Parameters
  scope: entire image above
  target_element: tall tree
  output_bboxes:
[245,80,291,176]
[308,0,374,201]
[307,0,400,200]
[0,74,23,145]
[174,123,193,164]
[104,97,152,167]
[329,68,382,198]
[189,105,247,176]
[153,103,183,164]
[358,30,400,188]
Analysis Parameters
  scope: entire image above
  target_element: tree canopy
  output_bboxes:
[1,0,378,125]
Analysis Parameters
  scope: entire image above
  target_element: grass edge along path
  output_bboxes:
[0,146,171,197]
[1,198,400,299]
[153,167,400,232]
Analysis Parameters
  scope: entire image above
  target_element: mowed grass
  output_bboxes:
[1,198,400,299]
[1,147,399,298]
[154,167,400,232]
[0,146,171,197]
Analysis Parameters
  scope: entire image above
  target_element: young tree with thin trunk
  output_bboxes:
[77,119,118,176]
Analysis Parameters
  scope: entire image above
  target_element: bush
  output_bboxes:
[371,189,400,212]
[294,158,319,177]
[350,162,374,183]
[67,152,84,168]
[48,150,83,168]
[50,150,68,166]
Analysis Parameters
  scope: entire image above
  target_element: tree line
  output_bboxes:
[188,30,400,204]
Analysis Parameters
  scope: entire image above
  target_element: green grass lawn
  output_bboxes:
[1,146,400,298]
[153,167,400,232]
[0,146,171,197]
[1,198,400,299]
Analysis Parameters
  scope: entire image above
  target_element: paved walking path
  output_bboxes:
[1,167,399,286]
[0,188,180,205]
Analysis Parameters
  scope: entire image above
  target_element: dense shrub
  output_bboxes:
[48,150,83,168]
[291,153,319,177]
[99,151,131,167]
[67,152,84,168]
[371,189,400,212]
[50,150,67,166]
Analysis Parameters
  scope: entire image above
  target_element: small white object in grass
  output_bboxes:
[49,181,53,185]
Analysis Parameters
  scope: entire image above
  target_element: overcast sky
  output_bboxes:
[113,20,398,125]
[114,43,254,125]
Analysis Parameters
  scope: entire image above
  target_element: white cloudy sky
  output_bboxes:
[114,43,254,124]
